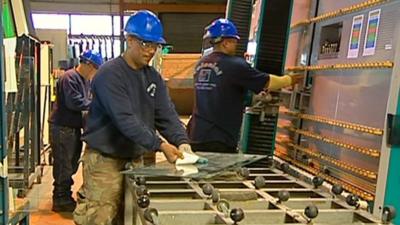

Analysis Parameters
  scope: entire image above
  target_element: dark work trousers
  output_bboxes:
[49,123,83,201]
[190,141,238,153]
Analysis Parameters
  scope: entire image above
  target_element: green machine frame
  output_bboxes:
[376,19,400,223]
[226,0,294,165]
[382,96,400,224]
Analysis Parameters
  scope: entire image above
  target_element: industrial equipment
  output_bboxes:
[122,0,399,224]
[124,162,395,225]
[1,2,30,224]
[276,1,400,223]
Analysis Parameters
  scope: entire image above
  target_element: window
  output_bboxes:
[113,15,130,35]
[32,14,69,30]
[71,15,112,35]
[32,13,124,58]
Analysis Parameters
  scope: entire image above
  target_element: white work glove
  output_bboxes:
[176,144,198,165]
[177,143,208,165]
[178,143,193,153]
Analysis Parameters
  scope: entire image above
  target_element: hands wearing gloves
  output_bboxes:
[177,144,208,165]
[160,142,184,163]
[178,143,194,153]
[267,74,304,91]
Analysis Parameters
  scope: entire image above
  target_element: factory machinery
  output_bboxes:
[124,163,395,225]
[121,0,400,224]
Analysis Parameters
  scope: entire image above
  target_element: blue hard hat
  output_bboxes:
[80,50,103,68]
[204,18,240,41]
[124,10,166,44]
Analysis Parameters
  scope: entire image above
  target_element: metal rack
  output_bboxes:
[6,34,42,197]
[67,34,119,63]
[1,2,31,223]
[1,1,10,223]
[124,164,395,225]
[276,0,400,222]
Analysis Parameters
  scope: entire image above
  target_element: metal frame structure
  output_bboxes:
[227,0,399,223]
[6,34,42,197]
[232,0,294,166]
[1,1,32,223]
[277,0,400,223]
[377,12,400,221]
[121,1,397,224]
[124,164,392,225]
[1,1,10,223]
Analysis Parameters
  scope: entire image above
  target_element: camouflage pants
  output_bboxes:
[73,147,143,225]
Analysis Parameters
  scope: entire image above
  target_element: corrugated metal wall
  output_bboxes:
[159,13,223,53]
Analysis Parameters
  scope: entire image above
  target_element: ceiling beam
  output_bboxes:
[121,3,226,13]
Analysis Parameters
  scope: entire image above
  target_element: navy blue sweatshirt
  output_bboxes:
[82,56,188,159]
[49,69,90,128]
[187,52,268,147]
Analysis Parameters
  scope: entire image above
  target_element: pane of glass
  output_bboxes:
[122,152,266,179]
[71,15,112,35]
[32,13,69,30]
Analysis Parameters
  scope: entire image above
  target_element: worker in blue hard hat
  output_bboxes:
[48,49,103,212]
[73,10,190,225]
[187,18,303,153]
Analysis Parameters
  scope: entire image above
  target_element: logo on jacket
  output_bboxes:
[198,69,211,82]
[196,62,222,76]
[147,83,157,97]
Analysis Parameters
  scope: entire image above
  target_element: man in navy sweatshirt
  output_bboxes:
[73,10,191,225]
[49,49,103,212]
[187,19,303,153]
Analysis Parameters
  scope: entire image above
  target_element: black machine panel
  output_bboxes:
[227,0,253,57]
[255,0,293,75]
[160,13,223,53]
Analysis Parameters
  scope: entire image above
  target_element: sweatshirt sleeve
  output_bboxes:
[228,57,269,94]
[154,73,188,146]
[93,69,162,151]
[62,74,91,111]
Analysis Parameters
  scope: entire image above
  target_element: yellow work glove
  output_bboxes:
[267,75,292,91]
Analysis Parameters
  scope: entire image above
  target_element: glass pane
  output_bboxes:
[32,13,69,30]
[122,152,266,179]
[71,15,112,35]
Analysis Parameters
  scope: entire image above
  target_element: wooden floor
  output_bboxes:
[25,165,82,225]
[21,151,168,225]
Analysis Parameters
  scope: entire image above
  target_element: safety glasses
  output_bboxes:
[135,38,162,50]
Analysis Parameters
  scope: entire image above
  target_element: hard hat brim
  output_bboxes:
[126,32,166,44]
[80,56,102,68]
[205,35,241,42]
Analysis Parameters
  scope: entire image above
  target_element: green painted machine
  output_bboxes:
[228,0,294,166]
